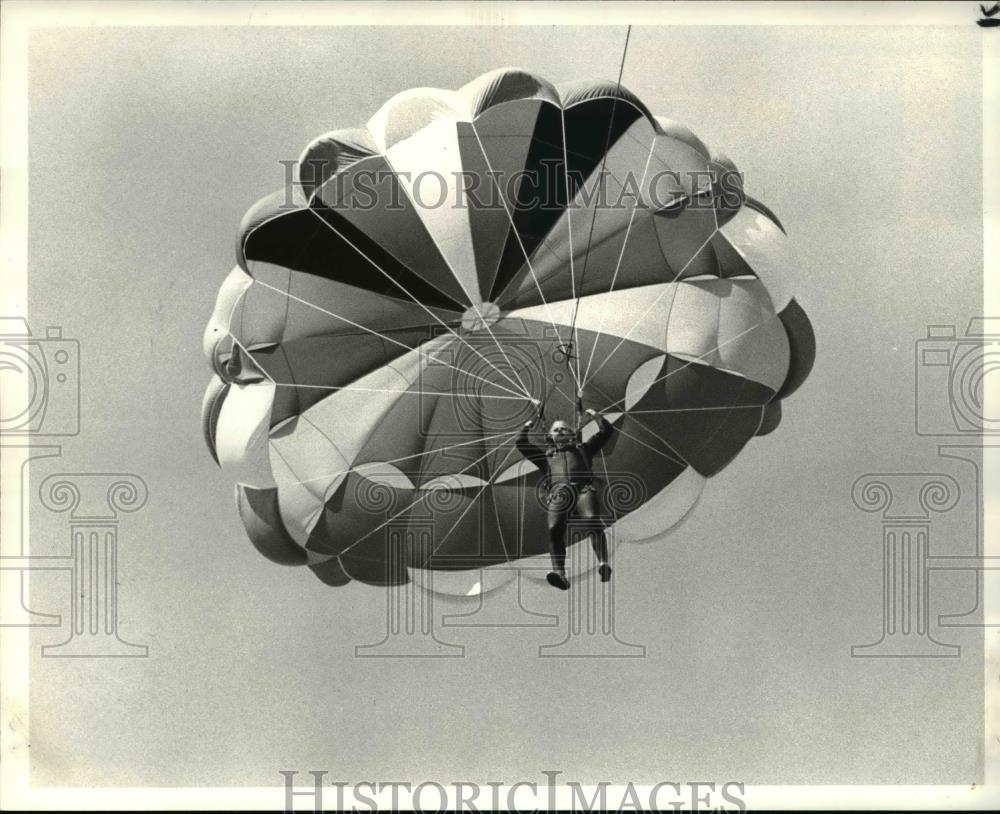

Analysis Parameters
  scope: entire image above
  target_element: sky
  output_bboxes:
[23,23,983,787]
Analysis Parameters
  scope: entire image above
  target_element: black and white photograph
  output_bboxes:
[1,1,997,810]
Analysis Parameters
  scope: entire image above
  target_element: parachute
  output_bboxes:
[201,68,815,594]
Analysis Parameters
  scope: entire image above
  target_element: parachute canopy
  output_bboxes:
[202,68,815,594]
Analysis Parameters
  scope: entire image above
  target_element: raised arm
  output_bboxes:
[582,408,615,455]
[515,421,548,467]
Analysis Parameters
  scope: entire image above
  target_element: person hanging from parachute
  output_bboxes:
[515,391,617,590]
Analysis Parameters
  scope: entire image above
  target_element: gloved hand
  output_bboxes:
[525,400,543,428]
[585,408,597,417]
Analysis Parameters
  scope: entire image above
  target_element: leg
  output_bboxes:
[576,488,611,582]
[546,505,568,575]
[546,487,571,589]
[576,488,608,562]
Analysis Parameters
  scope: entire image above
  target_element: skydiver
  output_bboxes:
[515,403,616,590]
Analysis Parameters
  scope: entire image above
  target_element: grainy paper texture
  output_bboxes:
[1,1,996,810]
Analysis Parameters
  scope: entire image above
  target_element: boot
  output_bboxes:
[548,547,568,590]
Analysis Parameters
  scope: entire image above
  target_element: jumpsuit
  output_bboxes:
[515,414,616,575]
